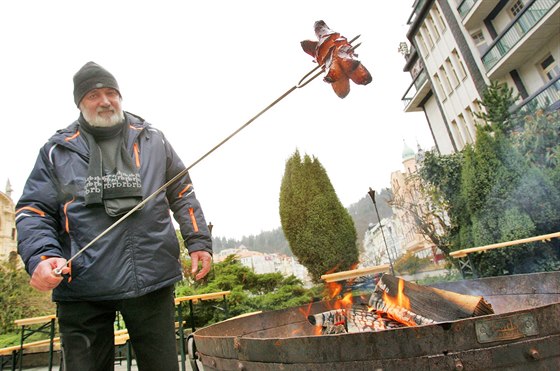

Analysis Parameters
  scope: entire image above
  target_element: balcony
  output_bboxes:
[512,75,560,113]
[407,0,429,25]
[402,69,430,112]
[457,0,478,19]
[459,0,496,30]
[482,0,560,78]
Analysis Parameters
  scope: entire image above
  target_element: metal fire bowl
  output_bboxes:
[193,271,560,370]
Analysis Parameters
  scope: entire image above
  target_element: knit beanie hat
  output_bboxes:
[73,61,120,107]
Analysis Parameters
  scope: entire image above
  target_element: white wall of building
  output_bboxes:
[423,95,455,154]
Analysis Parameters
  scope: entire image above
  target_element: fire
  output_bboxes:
[382,277,410,310]
[326,281,343,299]
[341,292,353,307]
[378,277,416,327]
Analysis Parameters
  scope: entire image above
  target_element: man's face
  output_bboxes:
[79,87,124,127]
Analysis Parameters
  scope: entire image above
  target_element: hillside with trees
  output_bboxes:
[211,189,393,256]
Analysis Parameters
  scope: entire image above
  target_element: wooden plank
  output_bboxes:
[13,314,56,326]
[114,334,130,346]
[174,290,231,305]
[0,337,60,355]
[0,331,131,357]
[321,265,390,283]
[224,311,262,321]
[451,231,560,258]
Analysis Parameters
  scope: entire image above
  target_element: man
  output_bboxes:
[16,61,212,371]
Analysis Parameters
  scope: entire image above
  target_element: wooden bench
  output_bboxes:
[0,327,132,371]
[0,337,60,371]
[450,231,560,258]
[113,330,132,371]
[174,291,231,332]
[321,265,390,283]
[2,314,57,371]
[0,337,60,355]
[450,231,560,277]
[174,291,231,371]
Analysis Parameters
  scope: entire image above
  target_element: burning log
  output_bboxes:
[308,306,406,334]
[308,274,494,334]
[369,274,494,324]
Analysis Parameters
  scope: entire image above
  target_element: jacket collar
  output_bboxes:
[49,112,149,156]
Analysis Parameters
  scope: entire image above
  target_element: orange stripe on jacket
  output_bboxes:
[16,206,45,217]
[65,131,80,142]
[178,184,193,198]
[63,198,75,233]
[189,208,199,232]
[133,143,141,168]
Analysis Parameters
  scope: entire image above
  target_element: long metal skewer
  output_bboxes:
[54,35,362,276]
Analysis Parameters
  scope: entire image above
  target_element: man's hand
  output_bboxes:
[30,257,70,291]
[190,251,212,281]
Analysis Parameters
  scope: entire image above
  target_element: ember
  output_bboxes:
[308,306,407,334]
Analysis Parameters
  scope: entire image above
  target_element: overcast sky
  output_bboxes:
[0,1,434,240]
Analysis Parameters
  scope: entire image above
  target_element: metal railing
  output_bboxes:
[511,74,560,113]
[457,0,479,19]
[407,0,428,25]
[482,0,559,71]
[401,69,428,106]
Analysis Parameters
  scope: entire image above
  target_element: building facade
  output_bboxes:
[0,180,17,262]
[390,143,442,261]
[214,245,312,286]
[402,0,560,154]
[361,217,403,267]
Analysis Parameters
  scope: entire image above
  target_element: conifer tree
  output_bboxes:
[421,82,560,276]
[279,150,358,282]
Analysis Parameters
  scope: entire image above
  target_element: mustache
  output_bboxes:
[97,107,115,113]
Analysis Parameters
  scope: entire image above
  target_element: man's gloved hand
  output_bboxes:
[30,257,70,291]
[189,250,212,281]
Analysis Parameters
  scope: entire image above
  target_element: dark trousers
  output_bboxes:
[57,285,179,371]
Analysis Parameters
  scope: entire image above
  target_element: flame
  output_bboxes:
[338,292,353,309]
[376,278,416,327]
[382,278,410,310]
[326,281,343,299]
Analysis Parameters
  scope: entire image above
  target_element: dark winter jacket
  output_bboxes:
[16,112,212,301]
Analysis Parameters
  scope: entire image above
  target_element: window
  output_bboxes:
[458,114,474,143]
[432,4,447,32]
[452,49,468,79]
[446,58,460,87]
[510,0,525,17]
[540,54,560,81]
[465,106,479,133]
[451,120,466,148]
[470,29,487,55]
[427,14,440,41]
[416,34,429,57]
[421,24,435,49]
[439,66,453,95]
[433,73,446,99]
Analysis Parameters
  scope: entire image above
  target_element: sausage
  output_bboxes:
[300,20,372,98]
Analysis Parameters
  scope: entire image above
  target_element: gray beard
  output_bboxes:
[83,110,125,127]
